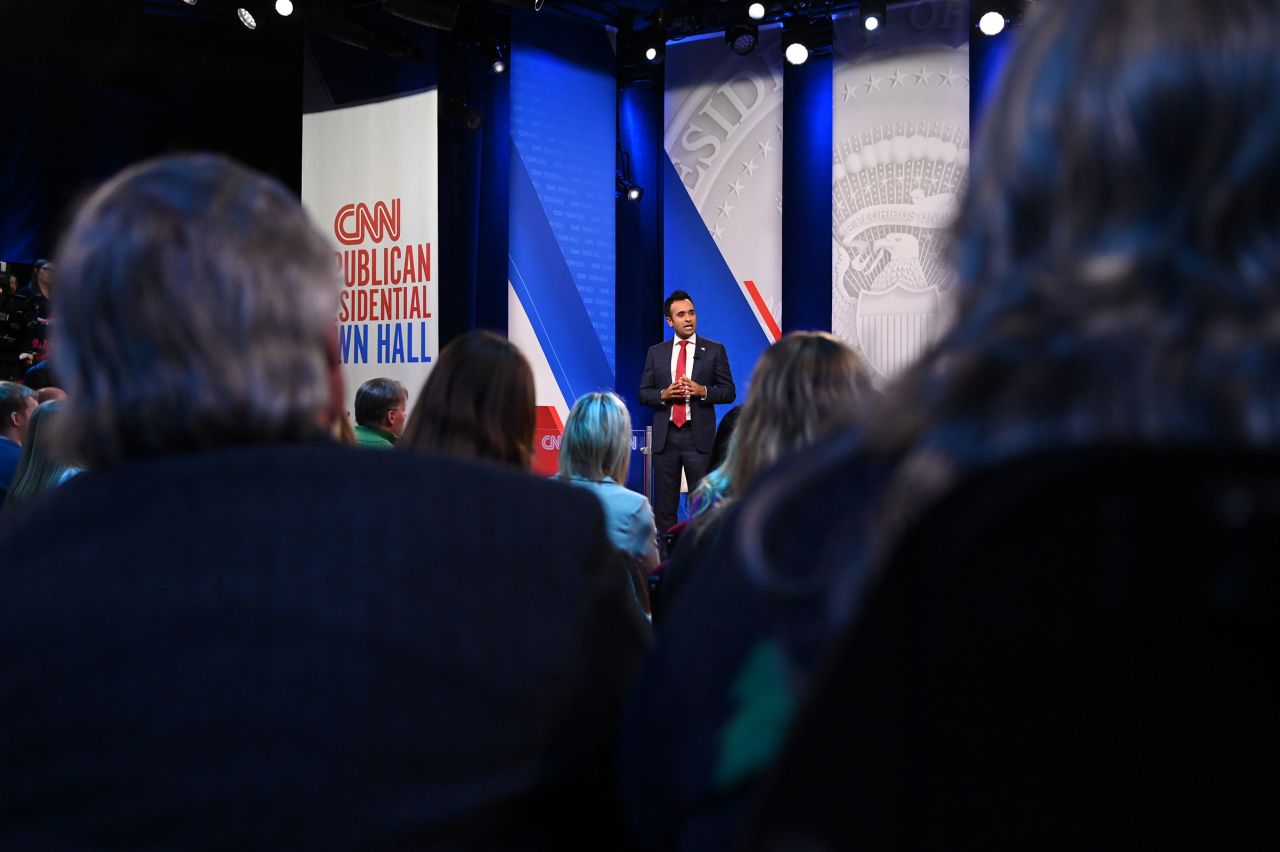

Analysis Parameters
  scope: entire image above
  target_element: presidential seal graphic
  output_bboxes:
[832,46,969,382]
[666,32,785,340]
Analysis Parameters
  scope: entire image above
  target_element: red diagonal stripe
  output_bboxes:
[743,279,782,343]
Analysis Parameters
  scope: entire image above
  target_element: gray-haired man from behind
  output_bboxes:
[0,154,647,850]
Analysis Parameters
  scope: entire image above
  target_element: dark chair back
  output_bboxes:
[747,447,1280,851]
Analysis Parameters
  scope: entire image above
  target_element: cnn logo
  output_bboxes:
[334,199,401,246]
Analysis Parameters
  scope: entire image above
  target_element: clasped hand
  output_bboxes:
[662,376,700,402]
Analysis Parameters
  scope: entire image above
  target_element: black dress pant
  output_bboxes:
[652,423,711,539]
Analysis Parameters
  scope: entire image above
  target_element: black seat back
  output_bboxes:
[748,447,1280,851]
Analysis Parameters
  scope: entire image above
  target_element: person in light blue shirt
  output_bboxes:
[557,392,659,573]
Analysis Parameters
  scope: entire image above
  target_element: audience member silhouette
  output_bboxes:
[352,376,407,449]
[557,391,659,609]
[400,330,536,470]
[741,1,1280,847]
[0,154,648,850]
[620,332,876,849]
[0,381,36,504]
[665,332,876,608]
[744,0,1280,642]
[2,399,79,510]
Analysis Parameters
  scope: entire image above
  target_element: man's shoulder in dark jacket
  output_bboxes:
[0,443,650,851]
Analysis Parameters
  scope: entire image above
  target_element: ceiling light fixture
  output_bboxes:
[489,43,507,74]
[862,0,886,32]
[644,35,665,64]
[726,22,759,56]
[978,10,1006,35]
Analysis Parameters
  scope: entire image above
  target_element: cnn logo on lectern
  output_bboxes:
[334,199,401,245]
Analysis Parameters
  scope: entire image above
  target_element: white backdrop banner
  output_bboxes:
[301,90,439,419]
[831,1,968,383]
[666,28,785,342]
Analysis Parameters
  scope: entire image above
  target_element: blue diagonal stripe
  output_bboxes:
[508,140,615,404]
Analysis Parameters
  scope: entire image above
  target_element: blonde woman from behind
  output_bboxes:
[558,391,658,611]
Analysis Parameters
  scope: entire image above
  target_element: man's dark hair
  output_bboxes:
[0,381,35,423]
[355,378,405,428]
[664,290,694,318]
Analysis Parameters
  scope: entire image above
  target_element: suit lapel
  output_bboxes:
[659,339,675,386]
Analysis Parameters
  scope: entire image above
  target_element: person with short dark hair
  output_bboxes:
[638,290,736,541]
[352,377,407,449]
[0,154,648,850]
[400,330,537,469]
[2,400,78,510]
[0,381,37,502]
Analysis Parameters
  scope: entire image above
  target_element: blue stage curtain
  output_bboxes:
[782,35,834,335]
[616,73,665,432]
[438,20,510,347]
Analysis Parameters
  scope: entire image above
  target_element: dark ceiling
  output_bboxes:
[5,0,879,86]
[129,0,861,33]
[122,0,870,53]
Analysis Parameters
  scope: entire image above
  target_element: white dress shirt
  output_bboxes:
[668,334,697,424]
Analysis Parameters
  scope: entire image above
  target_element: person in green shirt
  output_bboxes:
[353,377,407,449]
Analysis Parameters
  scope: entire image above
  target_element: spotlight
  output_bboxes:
[747,2,765,20]
[183,0,197,5]
[978,10,1006,36]
[488,43,507,74]
[644,37,665,64]
[616,174,644,203]
[534,0,544,10]
[861,0,886,32]
[726,22,759,56]
[783,15,821,65]
[236,7,257,29]
[275,0,294,15]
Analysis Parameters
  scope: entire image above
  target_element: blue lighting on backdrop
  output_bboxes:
[510,12,617,378]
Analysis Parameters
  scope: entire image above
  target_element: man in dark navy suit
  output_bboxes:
[638,290,736,539]
[0,154,648,851]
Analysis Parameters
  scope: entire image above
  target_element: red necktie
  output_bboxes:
[673,340,689,428]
